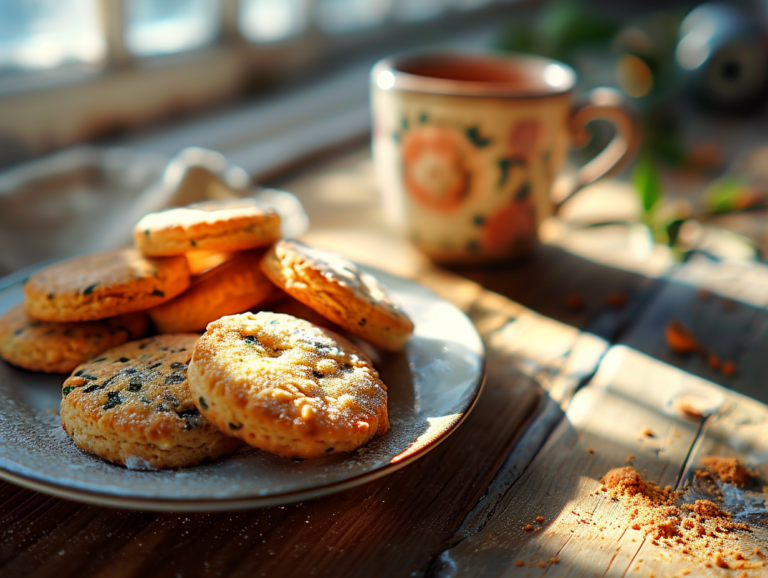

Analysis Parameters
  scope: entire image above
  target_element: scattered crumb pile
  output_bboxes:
[665,318,737,376]
[599,463,765,570]
[698,457,755,487]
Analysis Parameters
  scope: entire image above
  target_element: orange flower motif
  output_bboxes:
[481,185,537,253]
[402,125,477,213]
[509,119,543,160]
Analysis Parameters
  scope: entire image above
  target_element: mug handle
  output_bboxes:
[553,87,641,208]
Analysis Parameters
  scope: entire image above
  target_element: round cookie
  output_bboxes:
[60,334,242,469]
[134,199,281,257]
[260,240,414,351]
[188,312,389,459]
[148,249,280,333]
[24,248,190,322]
[185,250,235,275]
[0,304,148,374]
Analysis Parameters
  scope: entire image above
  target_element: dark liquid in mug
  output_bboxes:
[394,54,548,93]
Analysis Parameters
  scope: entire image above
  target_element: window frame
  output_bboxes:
[0,0,523,167]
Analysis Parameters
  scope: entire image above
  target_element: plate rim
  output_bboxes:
[0,263,486,511]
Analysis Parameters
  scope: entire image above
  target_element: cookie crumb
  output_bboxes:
[535,516,545,523]
[722,361,737,376]
[707,351,721,371]
[599,467,756,569]
[566,294,584,311]
[523,524,534,532]
[514,560,524,567]
[639,427,654,438]
[626,454,636,464]
[700,456,753,486]
[713,552,730,569]
[606,292,627,308]
[673,398,705,420]
[665,319,699,355]
[588,448,595,454]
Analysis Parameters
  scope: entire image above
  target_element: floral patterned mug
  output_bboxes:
[371,51,640,263]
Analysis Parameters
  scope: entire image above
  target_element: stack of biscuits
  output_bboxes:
[0,199,414,469]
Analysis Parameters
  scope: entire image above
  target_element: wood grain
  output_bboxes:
[621,254,768,404]
[625,386,768,578]
[432,346,753,577]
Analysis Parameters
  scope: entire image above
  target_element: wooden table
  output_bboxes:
[3,148,768,577]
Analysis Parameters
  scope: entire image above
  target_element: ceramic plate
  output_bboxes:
[0,264,485,512]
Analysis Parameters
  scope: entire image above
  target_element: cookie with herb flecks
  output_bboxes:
[148,249,279,334]
[0,303,148,374]
[60,334,242,469]
[188,312,389,459]
[260,240,413,351]
[134,199,281,257]
[24,248,190,322]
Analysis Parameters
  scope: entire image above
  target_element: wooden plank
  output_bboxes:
[431,346,734,577]
[624,394,768,577]
[621,254,768,404]
[446,233,665,342]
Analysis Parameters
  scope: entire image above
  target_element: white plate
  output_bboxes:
[0,265,485,511]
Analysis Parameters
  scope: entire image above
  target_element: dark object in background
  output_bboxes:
[676,2,768,113]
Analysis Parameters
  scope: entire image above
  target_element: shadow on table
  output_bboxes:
[449,241,768,406]
[445,242,660,342]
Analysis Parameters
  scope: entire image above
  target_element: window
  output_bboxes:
[394,0,447,22]
[125,0,221,58]
[239,0,308,43]
[0,0,106,73]
[316,0,392,33]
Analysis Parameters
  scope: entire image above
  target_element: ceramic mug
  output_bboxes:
[371,51,640,263]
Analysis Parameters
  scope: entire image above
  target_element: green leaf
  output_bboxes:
[703,177,748,214]
[632,156,663,216]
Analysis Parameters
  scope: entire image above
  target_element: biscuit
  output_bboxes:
[60,334,242,469]
[0,304,148,374]
[188,312,389,459]
[148,249,279,333]
[134,199,281,257]
[185,250,235,275]
[260,240,414,351]
[24,248,190,322]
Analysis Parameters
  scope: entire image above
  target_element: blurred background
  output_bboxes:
[4,0,768,275]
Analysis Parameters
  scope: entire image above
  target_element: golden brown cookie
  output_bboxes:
[188,312,389,459]
[24,248,190,322]
[148,249,279,333]
[134,199,281,257]
[60,334,242,469]
[260,240,414,351]
[0,304,148,374]
[184,250,235,275]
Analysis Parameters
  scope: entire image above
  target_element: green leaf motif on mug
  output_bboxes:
[466,126,492,148]
[419,112,428,123]
[498,157,526,187]
[515,182,531,202]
